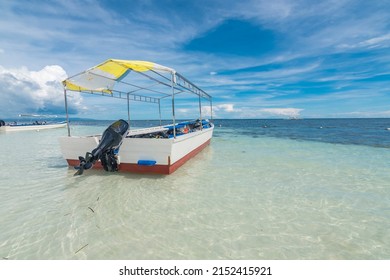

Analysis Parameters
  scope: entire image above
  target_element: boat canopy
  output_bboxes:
[62,59,213,137]
[63,59,175,94]
[63,59,210,102]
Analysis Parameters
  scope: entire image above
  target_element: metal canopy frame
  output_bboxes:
[63,60,213,138]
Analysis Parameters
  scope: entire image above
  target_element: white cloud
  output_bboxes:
[335,110,390,118]
[177,108,189,114]
[259,108,303,118]
[216,104,236,112]
[205,105,303,119]
[0,65,83,117]
[338,33,390,50]
[199,103,241,118]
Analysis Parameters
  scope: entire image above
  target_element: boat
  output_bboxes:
[58,59,214,175]
[0,115,66,132]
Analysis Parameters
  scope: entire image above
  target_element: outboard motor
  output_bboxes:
[74,119,129,175]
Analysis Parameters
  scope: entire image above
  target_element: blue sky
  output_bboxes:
[1,0,390,119]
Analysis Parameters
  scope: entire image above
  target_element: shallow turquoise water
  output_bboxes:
[1,121,390,259]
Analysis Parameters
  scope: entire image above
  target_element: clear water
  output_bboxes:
[1,119,390,259]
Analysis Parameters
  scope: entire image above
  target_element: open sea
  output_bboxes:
[1,118,390,260]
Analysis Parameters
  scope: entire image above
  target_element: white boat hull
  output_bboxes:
[58,123,213,174]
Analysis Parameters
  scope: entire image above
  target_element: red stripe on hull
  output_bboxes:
[118,163,170,174]
[65,139,211,175]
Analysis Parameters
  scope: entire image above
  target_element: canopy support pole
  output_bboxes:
[158,99,162,126]
[210,98,213,122]
[127,93,131,130]
[171,73,176,139]
[64,88,71,136]
[198,94,202,129]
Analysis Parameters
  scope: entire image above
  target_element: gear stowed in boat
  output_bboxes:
[74,119,129,175]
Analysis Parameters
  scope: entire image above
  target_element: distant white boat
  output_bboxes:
[0,118,66,132]
[288,116,301,120]
[59,59,214,175]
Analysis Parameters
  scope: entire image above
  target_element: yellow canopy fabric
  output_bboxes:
[63,59,175,92]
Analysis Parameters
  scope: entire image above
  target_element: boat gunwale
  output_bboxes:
[59,121,214,141]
